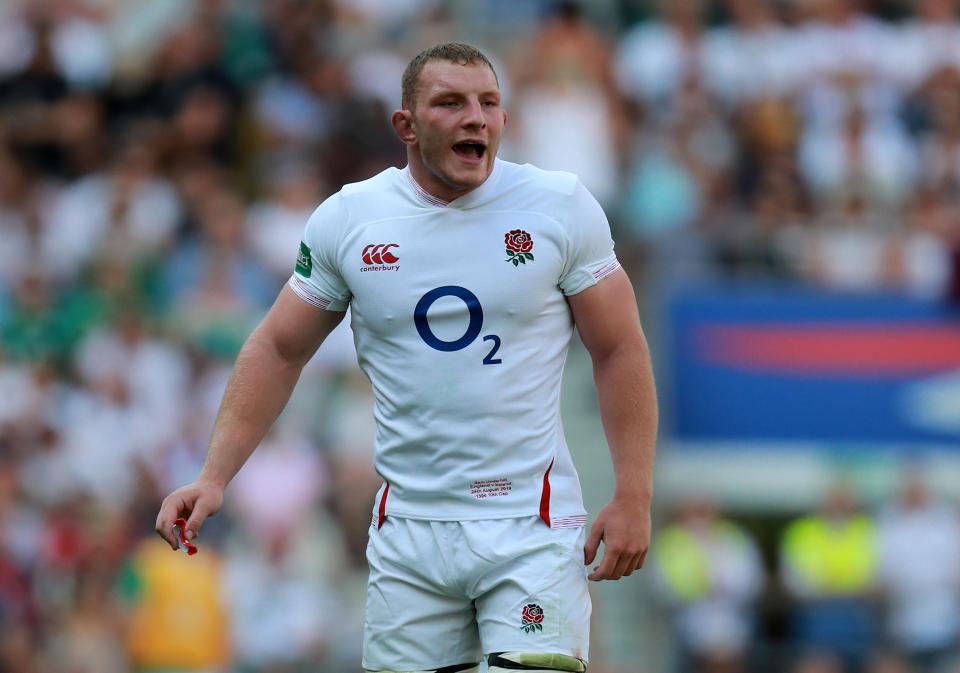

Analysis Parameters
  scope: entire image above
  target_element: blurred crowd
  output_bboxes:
[653,471,960,673]
[520,0,960,300]
[1,1,960,672]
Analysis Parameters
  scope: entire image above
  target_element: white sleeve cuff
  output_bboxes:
[288,275,349,311]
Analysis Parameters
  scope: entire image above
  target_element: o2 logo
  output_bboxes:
[414,286,502,365]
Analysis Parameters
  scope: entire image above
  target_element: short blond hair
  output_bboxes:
[401,43,498,110]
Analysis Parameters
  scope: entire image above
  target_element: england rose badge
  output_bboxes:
[505,229,534,266]
[520,603,544,633]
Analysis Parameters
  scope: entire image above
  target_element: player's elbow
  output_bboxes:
[245,321,312,371]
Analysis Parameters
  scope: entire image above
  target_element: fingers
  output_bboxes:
[584,524,603,565]
[184,497,215,540]
[587,567,605,581]
[619,551,645,577]
[588,550,617,581]
[612,553,634,580]
[155,483,222,551]
[155,495,187,550]
[588,546,649,581]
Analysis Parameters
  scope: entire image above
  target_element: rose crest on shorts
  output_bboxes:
[520,603,544,633]
[505,229,534,266]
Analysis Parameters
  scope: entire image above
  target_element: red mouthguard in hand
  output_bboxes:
[172,518,198,555]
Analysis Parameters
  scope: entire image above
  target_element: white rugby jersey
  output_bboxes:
[289,158,621,527]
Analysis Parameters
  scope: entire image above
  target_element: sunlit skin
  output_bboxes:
[391,61,507,203]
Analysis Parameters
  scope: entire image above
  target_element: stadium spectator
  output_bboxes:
[700,0,796,105]
[615,0,707,119]
[781,482,880,673]
[42,135,180,285]
[245,153,329,283]
[652,499,764,673]
[877,470,960,672]
[121,536,231,672]
[508,0,626,205]
[797,104,917,208]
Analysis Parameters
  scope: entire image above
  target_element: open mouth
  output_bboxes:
[452,141,486,162]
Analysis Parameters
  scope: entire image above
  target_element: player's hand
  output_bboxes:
[155,479,224,551]
[584,496,651,581]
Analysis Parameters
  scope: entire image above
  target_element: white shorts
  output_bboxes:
[362,516,591,671]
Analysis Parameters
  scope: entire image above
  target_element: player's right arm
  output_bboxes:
[155,285,345,550]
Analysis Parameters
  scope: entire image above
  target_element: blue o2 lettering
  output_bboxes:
[482,335,502,365]
[414,286,483,351]
[414,286,502,364]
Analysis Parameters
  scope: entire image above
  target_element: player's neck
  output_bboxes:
[406,158,478,204]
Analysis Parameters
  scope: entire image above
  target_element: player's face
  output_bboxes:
[408,61,506,201]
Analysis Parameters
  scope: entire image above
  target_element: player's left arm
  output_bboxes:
[568,267,658,581]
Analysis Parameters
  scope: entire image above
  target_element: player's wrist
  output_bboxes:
[611,483,652,507]
[194,470,229,493]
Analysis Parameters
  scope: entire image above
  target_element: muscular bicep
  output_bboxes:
[567,268,647,362]
[253,284,347,367]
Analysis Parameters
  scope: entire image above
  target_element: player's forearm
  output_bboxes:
[197,328,305,490]
[592,336,658,505]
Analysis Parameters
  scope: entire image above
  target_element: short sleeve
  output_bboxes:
[558,180,621,296]
[287,192,352,311]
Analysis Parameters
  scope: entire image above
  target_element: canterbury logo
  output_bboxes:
[362,243,399,265]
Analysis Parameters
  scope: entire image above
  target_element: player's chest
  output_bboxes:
[339,211,567,331]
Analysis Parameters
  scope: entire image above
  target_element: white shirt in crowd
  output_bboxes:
[878,501,960,651]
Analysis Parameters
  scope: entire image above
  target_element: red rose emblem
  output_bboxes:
[520,603,544,632]
[522,604,544,623]
[505,229,534,253]
[504,230,535,266]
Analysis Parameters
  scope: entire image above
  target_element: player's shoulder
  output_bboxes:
[335,166,409,218]
[497,159,580,198]
[338,165,405,201]
[487,160,584,224]
[492,160,604,228]
[306,166,406,232]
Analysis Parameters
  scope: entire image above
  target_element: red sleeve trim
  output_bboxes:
[288,275,333,310]
[592,259,621,282]
[539,459,555,528]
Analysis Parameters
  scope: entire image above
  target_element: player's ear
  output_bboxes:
[392,109,417,145]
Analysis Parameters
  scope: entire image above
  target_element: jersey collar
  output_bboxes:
[403,159,503,209]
